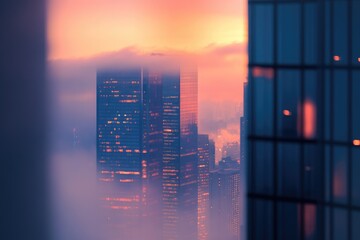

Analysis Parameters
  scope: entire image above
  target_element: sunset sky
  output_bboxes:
[48,0,247,59]
[48,0,248,156]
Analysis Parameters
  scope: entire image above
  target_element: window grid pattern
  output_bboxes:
[248,0,360,239]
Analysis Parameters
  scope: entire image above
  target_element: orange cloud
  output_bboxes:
[48,0,247,59]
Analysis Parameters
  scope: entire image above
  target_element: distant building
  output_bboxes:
[222,142,240,164]
[209,139,216,171]
[162,66,198,240]
[209,169,241,240]
[198,134,211,240]
[96,69,163,240]
[219,156,240,170]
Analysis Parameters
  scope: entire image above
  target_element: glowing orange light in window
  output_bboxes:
[353,139,360,146]
[252,67,274,79]
[333,55,341,61]
[283,109,291,116]
[303,100,316,139]
[304,205,316,237]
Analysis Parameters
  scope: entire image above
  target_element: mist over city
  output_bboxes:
[1,0,360,240]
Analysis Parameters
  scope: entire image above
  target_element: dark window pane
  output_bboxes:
[278,143,301,197]
[250,4,274,64]
[277,70,301,138]
[353,71,360,139]
[253,141,273,194]
[353,211,360,240]
[333,70,348,142]
[277,3,301,64]
[253,200,273,240]
[304,144,321,199]
[325,145,331,202]
[353,1,360,65]
[253,67,274,136]
[304,3,317,65]
[333,208,348,240]
[324,1,331,64]
[278,202,301,240]
[333,146,348,204]
[333,1,348,65]
[352,148,360,206]
[324,71,331,141]
[325,207,331,240]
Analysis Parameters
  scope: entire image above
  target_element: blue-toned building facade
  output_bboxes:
[97,69,163,240]
[162,66,198,240]
[248,0,360,240]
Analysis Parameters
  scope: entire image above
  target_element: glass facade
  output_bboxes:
[209,169,241,240]
[198,134,211,240]
[248,0,360,239]
[162,66,198,240]
[96,69,162,240]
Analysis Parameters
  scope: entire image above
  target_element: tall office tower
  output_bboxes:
[248,0,360,240]
[209,139,216,171]
[222,142,241,164]
[209,169,241,240]
[240,82,248,240]
[198,134,211,240]
[162,66,198,240]
[97,69,163,240]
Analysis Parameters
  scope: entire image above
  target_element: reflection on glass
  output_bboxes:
[304,204,317,240]
[333,147,348,204]
[277,70,300,138]
[253,67,274,136]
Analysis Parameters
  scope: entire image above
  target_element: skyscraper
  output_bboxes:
[209,169,241,240]
[96,69,163,239]
[209,139,216,171]
[240,82,248,240]
[248,0,360,240]
[162,66,198,240]
[222,142,240,165]
[198,134,211,240]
